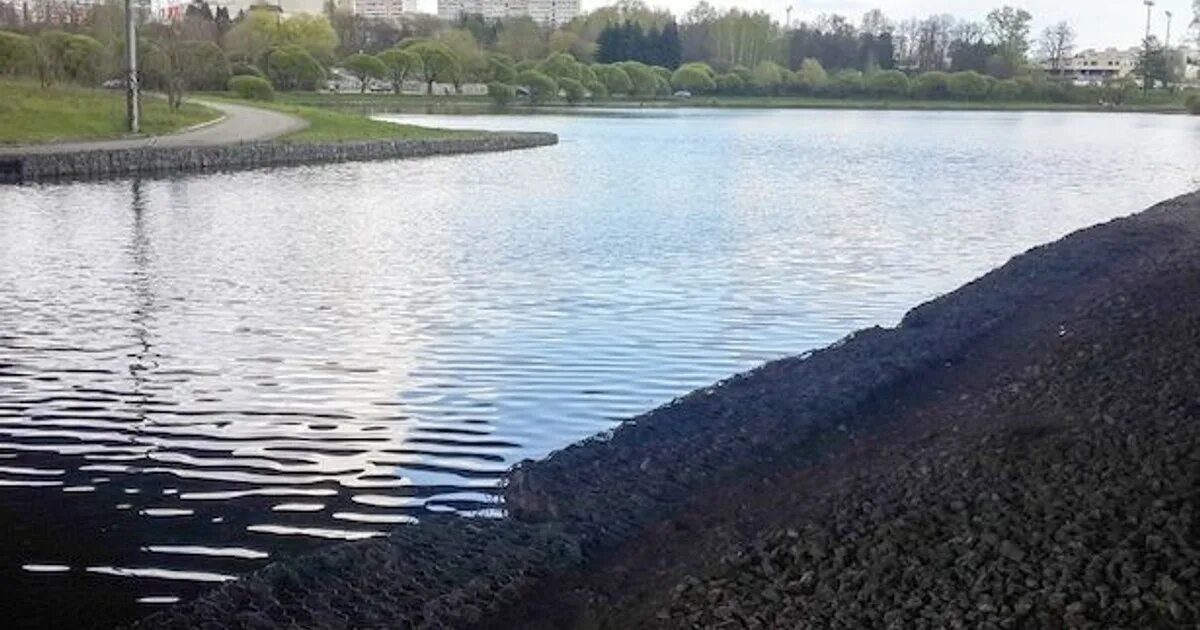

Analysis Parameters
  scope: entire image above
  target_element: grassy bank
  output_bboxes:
[200,94,478,142]
[0,80,219,145]
[274,90,1190,115]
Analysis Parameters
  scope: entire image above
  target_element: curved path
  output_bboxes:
[0,99,307,156]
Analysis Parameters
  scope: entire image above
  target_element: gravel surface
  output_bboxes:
[493,192,1200,628]
[137,192,1200,629]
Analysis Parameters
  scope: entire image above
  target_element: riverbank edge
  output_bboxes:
[282,93,1189,115]
[0,132,557,184]
[134,192,1198,629]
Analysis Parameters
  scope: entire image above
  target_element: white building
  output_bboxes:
[438,0,577,27]
[1043,48,1139,85]
[352,0,403,22]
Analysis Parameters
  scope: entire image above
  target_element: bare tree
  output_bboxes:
[1039,21,1076,71]
[860,9,891,37]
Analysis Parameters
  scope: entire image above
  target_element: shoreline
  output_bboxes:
[135,192,1200,628]
[0,132,557,184]
[280,93,1190,116]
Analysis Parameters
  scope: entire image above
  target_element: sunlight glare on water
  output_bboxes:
[1,107,1199,628]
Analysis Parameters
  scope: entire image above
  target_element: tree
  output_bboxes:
[486,53,517,83]
[487,81,515,105]
[539,52,581,81]
[986,6,1032,68]
[990,78,1020,100]
[792,57,828,93]
[714,72,744,93]
[266,45,325,91]
[670,62,716,93]
[559,76,586,103]
[911,71,951,99]
[377,48,420,94]
[496,17,546,60]
[408,41,461,94]
[439,29,486,83]
[947,70,990,100]
[828,69,863,96]
[1039,22,1075,73]
[597,64,632,94]
[516,69,557,103]
[343,53,386,93]
[616,60,657,96]
[278,13,339,65]
[1136,36,1170,93]
[549,30,595,62]
[866,69,909,98]
[0,31,33,76]
[226,11,338,67]
[750,60,785,94]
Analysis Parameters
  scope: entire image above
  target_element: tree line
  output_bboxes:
[0,0,1189,106]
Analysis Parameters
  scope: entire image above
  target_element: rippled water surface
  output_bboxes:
[2,108,1199,627]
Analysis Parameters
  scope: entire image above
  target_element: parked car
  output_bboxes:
[102,78,124,90]
[673,90,692,99]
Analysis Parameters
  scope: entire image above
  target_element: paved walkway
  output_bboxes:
[0,99,307,156]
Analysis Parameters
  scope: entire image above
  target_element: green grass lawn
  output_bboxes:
[0,80,220,145]
[201,94,477,143]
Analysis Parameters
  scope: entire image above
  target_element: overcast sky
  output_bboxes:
[415,0,1194,51]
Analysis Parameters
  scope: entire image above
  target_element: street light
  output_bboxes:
[125,0,139,133]
[1144,0,1155,42]
[1165,10,1173,49]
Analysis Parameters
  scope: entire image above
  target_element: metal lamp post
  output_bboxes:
[1142,0,1155,95]
[125,0,139,134]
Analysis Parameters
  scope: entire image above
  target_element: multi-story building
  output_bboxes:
[1043,48,1139,85]
[352,0,403,22]
[438,0,577,27]
[17,0,102,25]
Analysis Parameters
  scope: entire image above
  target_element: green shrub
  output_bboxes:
[670,63,716,93]
[989,79,1021,101]
[865,70,909,98]
[559,77,585,103]
[827,69,863,97]
[228,74,274,101]
[584,79,607,99]
[230,61,264,78]
[487,81,515,105]
[0,31,33,76]
[516,69,557,103]
[715,72,744,94]
[597,65,632,95]
[1185,93,1200,115]
[947,71,990,100]
[911,71,951,99]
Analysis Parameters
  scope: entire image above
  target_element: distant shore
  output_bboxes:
[279,91,1191,116]
[136,191,1200,629]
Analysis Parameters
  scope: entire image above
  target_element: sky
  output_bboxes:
[410,0,1195,51]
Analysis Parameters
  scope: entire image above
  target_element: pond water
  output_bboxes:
[1,108,1199,628]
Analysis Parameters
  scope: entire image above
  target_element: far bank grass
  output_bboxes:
[0,80,219,145]
[201,94,477,143]
[275,90,1190,115]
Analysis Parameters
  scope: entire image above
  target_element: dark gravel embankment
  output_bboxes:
[497,193,1200,628]
[139,192,1200,629]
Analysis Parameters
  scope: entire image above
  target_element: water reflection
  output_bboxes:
[1,108,1199,628]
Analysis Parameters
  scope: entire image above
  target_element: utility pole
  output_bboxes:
[125,0,139,134]
[785,5,792,30]
[1143,0,1155,41]
[1143,0,1155,95]
[1165,10,1173,49]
